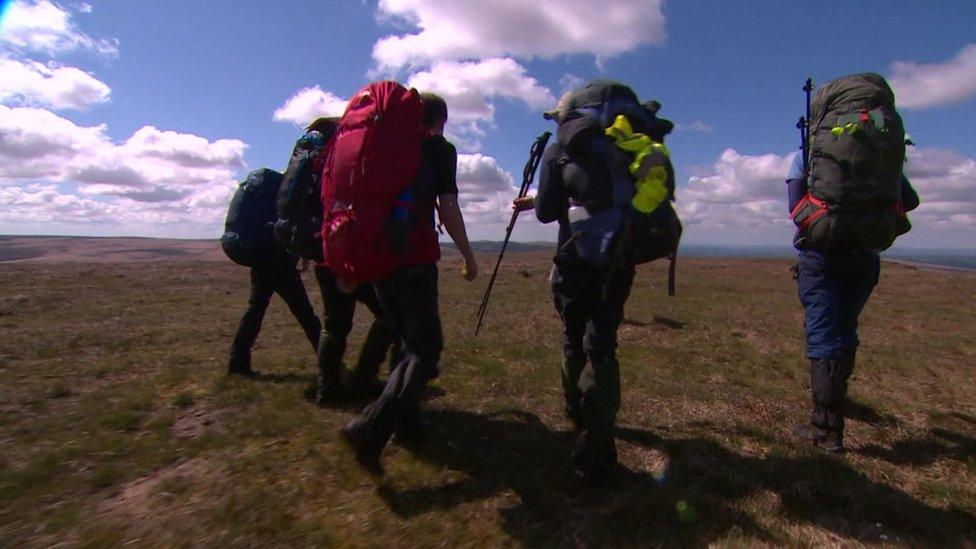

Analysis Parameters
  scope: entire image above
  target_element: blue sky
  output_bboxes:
[1,0,975,248]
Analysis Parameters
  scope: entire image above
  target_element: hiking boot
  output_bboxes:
[572,433,618,483]
[339,418,384,477]
[564,404,584,432]
[228,353,257,377]
[314,374,343,407]
[561,356,586,432]
[395,408,428,445]
[793,423,844,453]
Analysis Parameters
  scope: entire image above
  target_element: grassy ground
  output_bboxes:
[0,255,974,547]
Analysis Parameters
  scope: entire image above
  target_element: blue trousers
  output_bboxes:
[796,249,880,360]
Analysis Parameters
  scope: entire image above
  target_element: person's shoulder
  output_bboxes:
[426,135,456,155]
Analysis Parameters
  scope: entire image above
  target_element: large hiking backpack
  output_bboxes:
[273,124,337,261]
[545,80,681,290]
[792,73,910,253]
[221,168,285,266]
[320,81,426,284]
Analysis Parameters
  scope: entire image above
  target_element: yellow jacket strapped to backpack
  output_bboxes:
[605,114,671,214]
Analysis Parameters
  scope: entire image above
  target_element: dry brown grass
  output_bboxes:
[0,252,973,546]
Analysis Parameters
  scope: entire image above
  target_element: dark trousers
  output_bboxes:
[313,266,394,386]
[354,264,443,450]
[796,249,880,433]
[229,261,320,369]
[551,260,635,459]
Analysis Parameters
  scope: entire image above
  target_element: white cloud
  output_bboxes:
[0,104,246,236]
[0,56,110,109]
[558,73,585,93]
[1,0,118,57]
[407,58,555,150]
[889,43,976,109]
[122,126,246,169]
[372,0,666,71]
[455,152,516,227]
[903,147,976,229]
[676,149,796,244]
[675,121,713,133]
[273,86,347,126]
[0,4,247,238]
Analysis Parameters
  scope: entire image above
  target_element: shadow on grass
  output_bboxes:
[254,372,317,384]
[621,315,685,330]
[858,427,976,466]
[379,409,976,546]
[846,399,901,427]
[846,401,976,466]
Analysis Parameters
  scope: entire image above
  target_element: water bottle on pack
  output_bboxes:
[386,188,413,253]
[568,204,590,225]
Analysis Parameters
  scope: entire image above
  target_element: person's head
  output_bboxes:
[306,117,340,141]
[420,92,448,134]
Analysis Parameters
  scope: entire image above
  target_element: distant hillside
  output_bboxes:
[444,240,554,254]
[2,236,973,270]
[0,236,223,263]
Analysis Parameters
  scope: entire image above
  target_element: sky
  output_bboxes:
[1,0,975,249]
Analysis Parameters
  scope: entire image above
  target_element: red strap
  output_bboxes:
[791,192,828,231]
[859,109,870,123]
[790,192,826,219]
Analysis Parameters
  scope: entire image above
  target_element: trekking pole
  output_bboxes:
[474,130,552,335]
[797,77,813,177]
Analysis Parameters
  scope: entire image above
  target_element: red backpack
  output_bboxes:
[320,81,425,284]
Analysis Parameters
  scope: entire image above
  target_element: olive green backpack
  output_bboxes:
[792,73,910,253]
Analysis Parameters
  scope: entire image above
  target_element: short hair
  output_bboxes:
[306,117,339,140]
[420,92,448,128]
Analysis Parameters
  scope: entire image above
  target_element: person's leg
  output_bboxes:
[550,263,589,430]
[342,265,443,472]
[829,251,881,430]
[795,251,845,451]
[273,262,321,351]
[577,263,634,475]
[797,251,841,361]
[313,266,356,401]
[348,283,396,397]
[836,251,880,358]
[229,265,275,375]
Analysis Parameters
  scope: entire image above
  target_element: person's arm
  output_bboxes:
[787,178,807,212]
[786,151,807,213]
[438,194,478,280]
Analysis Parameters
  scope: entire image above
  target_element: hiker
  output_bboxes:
[788,73,919,452]
[339,91,478,475]
[277,117,397,404]
[222,168,321,377]
[514,80,678,480]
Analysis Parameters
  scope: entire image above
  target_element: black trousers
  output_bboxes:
[354,264,443,450]
[313,266,394,385]
[229,261,320,368]
[551,260,635,458]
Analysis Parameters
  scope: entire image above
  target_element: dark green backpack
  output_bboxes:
[793,73,910,253]
[221,168,284,266]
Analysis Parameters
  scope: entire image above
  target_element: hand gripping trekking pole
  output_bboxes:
[474,131,552,335]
